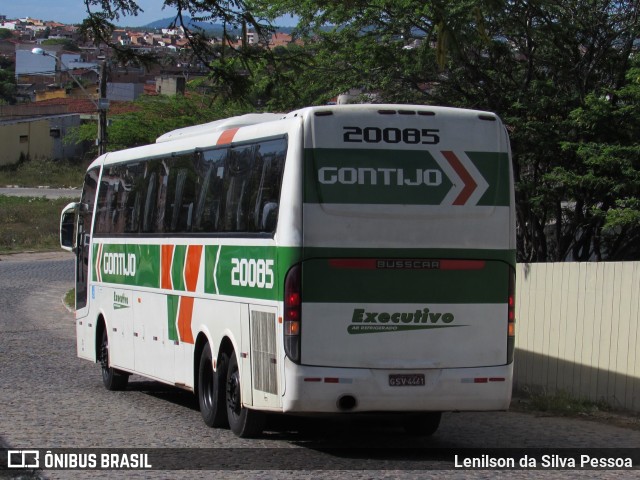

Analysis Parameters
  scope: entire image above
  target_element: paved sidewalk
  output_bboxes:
[0,250,73,262]
[0,187,80,199]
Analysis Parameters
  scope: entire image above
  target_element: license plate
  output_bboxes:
[389,374,425,387]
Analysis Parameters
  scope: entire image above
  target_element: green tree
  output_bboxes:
[41,38,81,52]
[552,57,640,260]
[0,56,16,105]
[0,70,17,105]
[67,90,249,154]
[259,0,640,261]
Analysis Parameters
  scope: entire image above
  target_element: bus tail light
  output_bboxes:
[507,267,516,364]
[284,264,302,364]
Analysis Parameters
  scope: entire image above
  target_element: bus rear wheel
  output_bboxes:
[225,351,265,438]
[198,343,228,428]
[403,412,442,436]
[99,328,128,391]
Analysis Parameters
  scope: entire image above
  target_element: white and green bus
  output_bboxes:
[60,104,516,437]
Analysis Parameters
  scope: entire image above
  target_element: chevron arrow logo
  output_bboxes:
[437,150,489,206]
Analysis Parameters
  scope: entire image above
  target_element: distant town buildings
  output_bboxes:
[0,13,298,164]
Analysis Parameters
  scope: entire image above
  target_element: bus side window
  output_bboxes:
[166,156,197,233]
[142,171,158,233]
[195,148,227,233]
[137,159,168,234]
[154,160,169,234]
[193,162,213,232]
[112,174,131,235]
[79,167,99,254]
[81,168,99,222]
[252,157,272,231]
[91,137,286,236]
[123,162,144,234]
[104,164,139,235]
[223,146,253,232]
[251,139,287,233]
[95,172,116,234]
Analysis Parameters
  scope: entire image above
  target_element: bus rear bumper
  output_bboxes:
[282,358,513,413]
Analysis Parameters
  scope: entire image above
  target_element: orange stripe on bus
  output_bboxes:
[161,244,174,290]
[216,127,239,145]
[184,245,203,292]
[177,296,195,344]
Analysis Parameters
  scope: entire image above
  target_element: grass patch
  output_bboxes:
[514,388,611,416]
[0,195,72,253]
[64,288,75,310]
[514,388,640,430]
[0,158,87,188]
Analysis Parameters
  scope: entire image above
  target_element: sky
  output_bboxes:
[1,1,298,27]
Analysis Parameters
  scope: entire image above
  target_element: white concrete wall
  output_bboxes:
[515,262,640,411]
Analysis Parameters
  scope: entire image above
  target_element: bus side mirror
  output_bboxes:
[60,202,80,253]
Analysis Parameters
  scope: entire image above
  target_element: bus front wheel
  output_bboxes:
[99,328,128,391]
[225,351,265,438]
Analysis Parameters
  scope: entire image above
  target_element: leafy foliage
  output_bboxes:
[0,55,16,105]
[0,68,17,105]
[260,0,640,261]
[41,38,81,51]
[67,92,249,153]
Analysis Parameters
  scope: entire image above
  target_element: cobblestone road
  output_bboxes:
[0,252,638,479]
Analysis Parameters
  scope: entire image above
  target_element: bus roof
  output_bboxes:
[155,105,499,144]
[155,113,285,143]
[86,105,502,171]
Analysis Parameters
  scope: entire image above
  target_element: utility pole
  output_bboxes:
[242,18,247,48]
[97,61,108,156]
[31,48,109,156]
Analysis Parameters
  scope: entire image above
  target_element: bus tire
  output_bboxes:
[225,351,265,438]
[403,412,441,436]
[198,343,228,428]
[99,327,128,391]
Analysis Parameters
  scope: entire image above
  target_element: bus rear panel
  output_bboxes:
[282,105,515,413]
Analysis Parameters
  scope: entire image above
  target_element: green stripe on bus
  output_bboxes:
[205,245,301,300]
[92,244,99,281]
[167,295,179,342]
[203,245,220,295]
[93,243,161,288]
[171,245,187,291]
[93,243,301,301]
[301,257,510,304]
[304,148,452,205]
[304,149,510,206]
